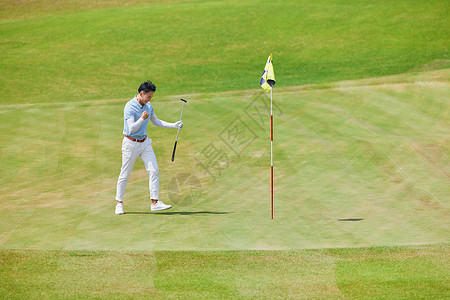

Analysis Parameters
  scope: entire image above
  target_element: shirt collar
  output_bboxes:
[134,96,145,108]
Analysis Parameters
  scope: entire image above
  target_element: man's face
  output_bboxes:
[138,91,154,105]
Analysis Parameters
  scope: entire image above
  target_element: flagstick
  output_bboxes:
[271,88,274,219]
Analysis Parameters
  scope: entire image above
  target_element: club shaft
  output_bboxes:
[175,102,186,142]
[179,102,185,121]
[172,100,187,162]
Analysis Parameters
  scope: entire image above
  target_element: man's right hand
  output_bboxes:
[141,111,149,120]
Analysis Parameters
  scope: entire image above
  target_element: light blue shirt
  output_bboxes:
[123,97,154,140]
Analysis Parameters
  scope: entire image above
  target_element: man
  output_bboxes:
[115,81,183,215]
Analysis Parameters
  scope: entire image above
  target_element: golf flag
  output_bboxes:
[260,54,276,92]
[260,54,276,219]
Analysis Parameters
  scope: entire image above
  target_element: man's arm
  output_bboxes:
[127,111,149,133]
[150,113,183,129]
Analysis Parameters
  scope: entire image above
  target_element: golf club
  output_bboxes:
[171,98,187,162]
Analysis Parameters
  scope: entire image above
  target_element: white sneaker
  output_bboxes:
[151,201,172,212]
[115,202,124,215]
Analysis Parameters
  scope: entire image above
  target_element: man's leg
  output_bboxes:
[140,139,171,211]
[140,139,159,201]
[116,138,139,203]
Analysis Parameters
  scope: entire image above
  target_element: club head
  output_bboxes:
[180,98,187,103]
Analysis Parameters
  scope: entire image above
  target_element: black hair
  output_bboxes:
[138,81,156,94]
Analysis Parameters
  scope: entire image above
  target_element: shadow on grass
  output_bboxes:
[338,218,364,221]
[125,211,231,216]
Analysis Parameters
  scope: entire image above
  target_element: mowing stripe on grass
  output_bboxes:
[1,245,448,299]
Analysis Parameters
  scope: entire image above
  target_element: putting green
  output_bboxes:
[0,69,448,251]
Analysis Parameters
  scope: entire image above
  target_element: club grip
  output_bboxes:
[171,141,177,162]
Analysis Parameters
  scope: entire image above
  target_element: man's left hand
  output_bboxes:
[174,121,183,129]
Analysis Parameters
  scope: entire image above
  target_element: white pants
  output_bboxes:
[115,137,159,202]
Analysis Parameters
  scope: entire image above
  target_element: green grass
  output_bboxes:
[1,0,449,298]
[1,245,448,299]
[0,69,448,251]
[0,0,197,19]
[1,0,449,104]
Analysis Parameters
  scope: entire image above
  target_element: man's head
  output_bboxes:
[137,81,156,106]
